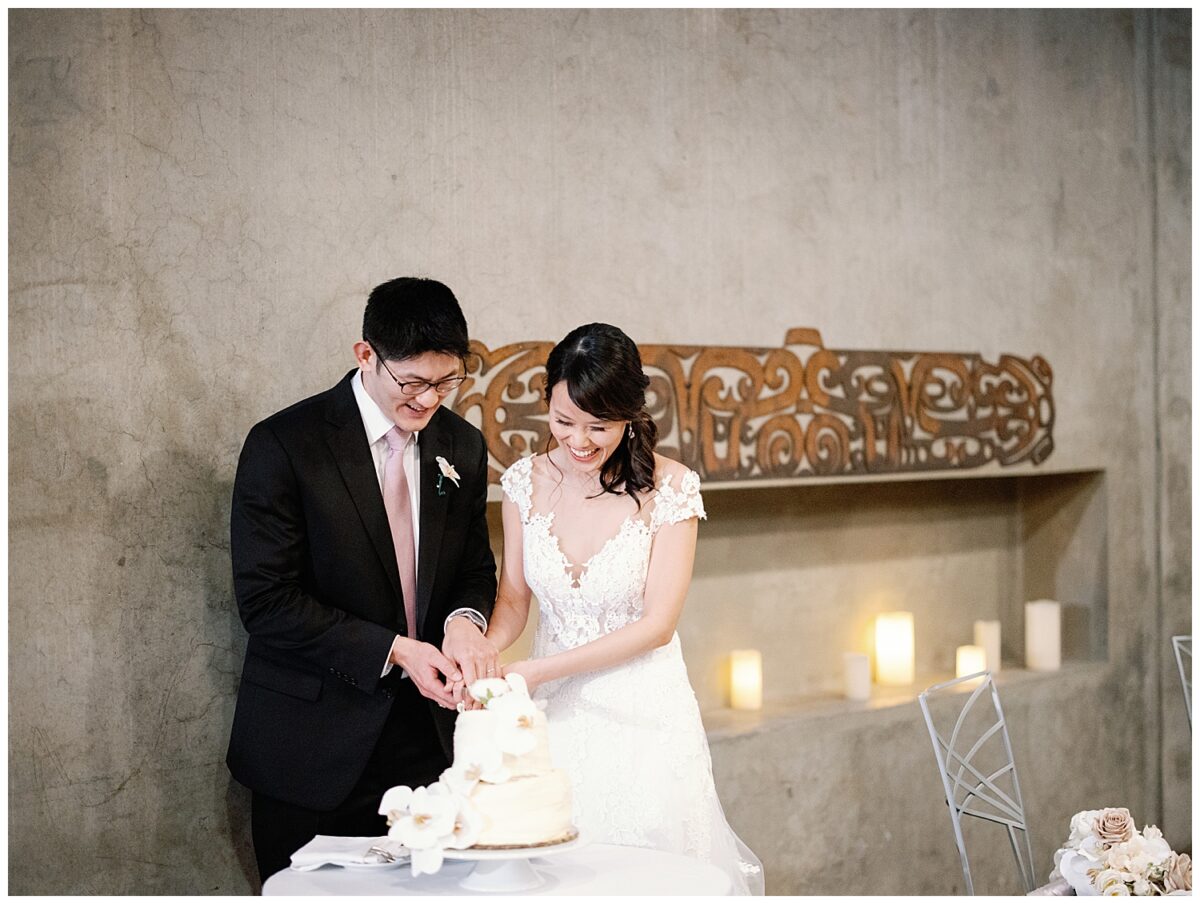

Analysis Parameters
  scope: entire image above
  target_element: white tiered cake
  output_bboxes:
[450,697,575,848]
[378,673,576,875]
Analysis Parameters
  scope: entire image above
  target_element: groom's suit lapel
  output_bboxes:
[417,411,453,638]
[322,373,405,617]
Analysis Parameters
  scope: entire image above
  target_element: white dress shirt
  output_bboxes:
[352,370,421,546]
[350,370,485,679]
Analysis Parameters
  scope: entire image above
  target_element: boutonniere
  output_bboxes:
[435,456,461,496]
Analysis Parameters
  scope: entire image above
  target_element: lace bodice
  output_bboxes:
[500,455,706,653]
[498,455,763,895]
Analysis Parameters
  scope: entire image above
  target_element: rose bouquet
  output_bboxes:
[1051,807,1191,896]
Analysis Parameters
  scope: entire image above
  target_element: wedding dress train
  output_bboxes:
[501,456,764,895]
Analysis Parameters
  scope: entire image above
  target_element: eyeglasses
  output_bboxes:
[370,344,467,398]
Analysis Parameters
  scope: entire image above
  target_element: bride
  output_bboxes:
[478,322,764,895]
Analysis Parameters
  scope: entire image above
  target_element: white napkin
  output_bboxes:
[289,835,407,871]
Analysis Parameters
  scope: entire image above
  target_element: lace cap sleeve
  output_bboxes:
[500,456,534,522]
[651,468,706,532]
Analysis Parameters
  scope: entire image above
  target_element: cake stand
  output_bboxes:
[441,833,584,892]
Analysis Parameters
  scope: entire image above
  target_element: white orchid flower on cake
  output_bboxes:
[468,677,511,705]
[384,783,458,852]
[488,689,539,756]
[442,799,485,851]
[441,745,510,793]
[378,784,415,826]
[503,671,529,696]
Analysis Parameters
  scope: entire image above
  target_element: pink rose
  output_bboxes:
[1093,808,1135,846]
[1164,853,1191,893]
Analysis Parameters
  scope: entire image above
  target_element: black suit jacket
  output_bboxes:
[225,371,497,810]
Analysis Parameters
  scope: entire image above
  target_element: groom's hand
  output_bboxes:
[389,637,460,709]
[442,618,501,695]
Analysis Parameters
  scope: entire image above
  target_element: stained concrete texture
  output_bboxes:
[9,8,1189,894]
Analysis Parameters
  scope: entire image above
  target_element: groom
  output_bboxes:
[226,277,498,883]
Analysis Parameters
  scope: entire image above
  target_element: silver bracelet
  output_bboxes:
[444,607,488,634]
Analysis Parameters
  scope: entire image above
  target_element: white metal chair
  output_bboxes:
[919,672,1036,895]
[1172,635,1191,726]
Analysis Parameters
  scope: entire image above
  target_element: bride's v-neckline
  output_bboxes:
[535,511,647,588]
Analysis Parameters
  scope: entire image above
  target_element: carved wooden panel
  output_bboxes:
[452,328,1054,486]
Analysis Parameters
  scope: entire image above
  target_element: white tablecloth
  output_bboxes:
[263,842,733,896]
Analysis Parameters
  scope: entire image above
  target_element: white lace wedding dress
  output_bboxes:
[501,456,764,895]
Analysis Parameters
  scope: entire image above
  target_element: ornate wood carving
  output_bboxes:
[452,328,1054,486]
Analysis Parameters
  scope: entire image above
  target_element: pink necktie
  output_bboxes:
[383,427,418,639]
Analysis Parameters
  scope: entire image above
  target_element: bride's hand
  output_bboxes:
[501,659,544,695]
[442,617,502,691]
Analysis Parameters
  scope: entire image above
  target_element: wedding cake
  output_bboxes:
[450,683,575,848]
[378,673,576,875]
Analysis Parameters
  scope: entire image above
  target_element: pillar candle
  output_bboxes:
[843,652,871,701]
[730,649,763,710]
[973,620,1002,674]
[874,611,915,685]
[1025,600,1062,671]
[956,644,987,678]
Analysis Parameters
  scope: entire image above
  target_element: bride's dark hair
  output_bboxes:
[544,323,658,504]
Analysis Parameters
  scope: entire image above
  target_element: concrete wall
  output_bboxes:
[9,9,1189,894]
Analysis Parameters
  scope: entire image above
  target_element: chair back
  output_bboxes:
[1172,635,1191,725]
[918,672,1036,895]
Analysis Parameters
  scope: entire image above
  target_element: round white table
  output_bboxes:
[263,842,733,895]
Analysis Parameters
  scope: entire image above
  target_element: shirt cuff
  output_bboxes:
[380,635,409,680]
[444,607,488,634]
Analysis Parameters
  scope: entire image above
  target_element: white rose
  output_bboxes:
[1142,833,1174,862]
[1132,878,1152,896]
[1096,868,1129,893]
[1070,809,1106,845]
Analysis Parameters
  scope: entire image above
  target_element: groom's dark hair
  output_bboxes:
[363,277,470,363]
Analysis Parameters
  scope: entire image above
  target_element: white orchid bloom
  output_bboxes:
[1060,850,1105,895]
[435,456,461,487]
[387,784,459,850]
[410,845,445,877]
[504,671,528,696]
[468,678,511,705]
[442,801,485,851]
[490,692,539,756]
[440,764,481,797]
[378,785,414,824]
[441,747,510,793]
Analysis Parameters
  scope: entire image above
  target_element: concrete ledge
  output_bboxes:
[703,661,1111,741]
